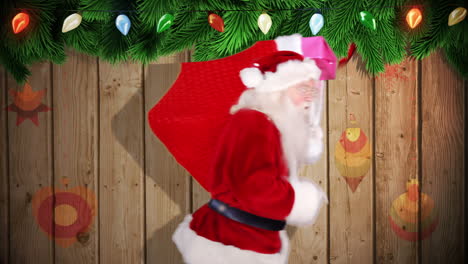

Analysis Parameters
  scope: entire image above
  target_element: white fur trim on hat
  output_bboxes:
[239,33,322,92]
[173,214,290,264]
[255,59,321,92]
[286,178,328,226]
[240,67,263,88]
[275,34,303,55]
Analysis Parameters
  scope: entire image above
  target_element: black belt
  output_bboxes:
[208,199,286,231]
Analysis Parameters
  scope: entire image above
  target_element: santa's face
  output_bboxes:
[286,79,321,110]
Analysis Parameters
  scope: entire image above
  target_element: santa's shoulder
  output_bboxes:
[230,108,275,129]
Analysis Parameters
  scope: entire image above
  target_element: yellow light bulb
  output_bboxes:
[448,7,467,26]
[62,13,82,33]
[257,13,272,34]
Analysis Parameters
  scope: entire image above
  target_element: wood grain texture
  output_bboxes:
[99,61,144,264]
[52,50,98,263]
[191,177,210,212]
[2,49,466,264]
[375,58,419,263]
[145,63,191,264]
[421,52,465,263]
[288,82,329,264]
[7,63,54,263]
[328,56,374,264]
[0,67,9,264]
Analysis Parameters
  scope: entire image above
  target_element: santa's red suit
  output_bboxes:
[173,106,328,263]
[148,34,336,264]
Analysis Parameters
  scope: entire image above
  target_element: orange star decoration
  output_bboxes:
[5,82,51,126]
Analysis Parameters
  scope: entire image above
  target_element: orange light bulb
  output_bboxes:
[208,13,224,32]
[406,8,422,29]
[12,12,30,34]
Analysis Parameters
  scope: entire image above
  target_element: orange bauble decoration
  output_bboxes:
[12,12,30,34]
[334,127,372,192]
[334,114,372,192]
[406,8,422,29]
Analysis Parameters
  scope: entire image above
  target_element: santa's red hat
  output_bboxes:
[240,50,321,92]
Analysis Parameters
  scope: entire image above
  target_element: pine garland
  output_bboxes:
[0,0,467,83]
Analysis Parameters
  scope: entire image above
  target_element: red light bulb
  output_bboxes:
[12,12,30,34]
[208,13,224,32]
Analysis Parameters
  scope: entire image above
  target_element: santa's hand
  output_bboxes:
[286,178,328,226]
[304,125,324,164]
[309,125,323,140]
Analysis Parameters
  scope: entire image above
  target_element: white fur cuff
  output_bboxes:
[286,178,328,226]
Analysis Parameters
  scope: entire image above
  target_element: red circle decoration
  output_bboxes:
[37,192,92,238]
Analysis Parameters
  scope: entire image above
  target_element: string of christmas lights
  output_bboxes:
[9,6,467,36]
[2,1,467,83]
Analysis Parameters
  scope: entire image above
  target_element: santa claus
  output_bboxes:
[171,37,330,264]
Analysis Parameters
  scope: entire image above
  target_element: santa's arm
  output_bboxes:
[229,135,328,226]
[226,110,328,225]
[226,114,295,220]
[303,80,325,165]
[289,86,329,225]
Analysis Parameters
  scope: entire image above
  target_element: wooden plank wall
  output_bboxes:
[421,53,465,263]
[6,63,54,264]
[375,57,419,263]
[1,65,8,263]
[145,60,191,264]
[329,55,375,264]
[99,59,144,263]
[53,51,98,264]
[0,50,465,264]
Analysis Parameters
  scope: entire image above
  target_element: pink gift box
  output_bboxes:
[301,36,337,80]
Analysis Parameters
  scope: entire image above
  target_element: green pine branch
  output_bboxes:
[0,0,467,83]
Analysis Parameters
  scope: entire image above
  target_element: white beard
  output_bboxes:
[230,90,311,179]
